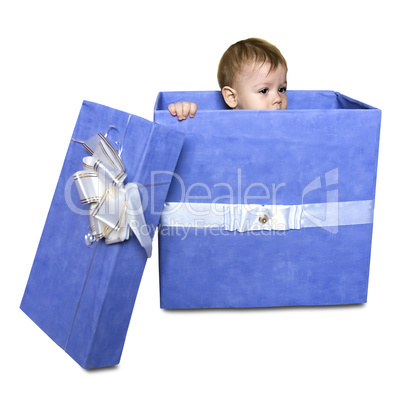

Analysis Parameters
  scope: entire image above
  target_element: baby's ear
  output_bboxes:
[221,86,238,109]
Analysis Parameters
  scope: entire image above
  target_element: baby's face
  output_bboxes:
[234,61,287,110]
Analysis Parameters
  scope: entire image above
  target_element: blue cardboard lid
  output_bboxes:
[21,100,185,369]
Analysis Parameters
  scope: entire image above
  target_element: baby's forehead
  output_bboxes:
[243,57,286,72]
[241,60,269,71]
[237,60,278,79]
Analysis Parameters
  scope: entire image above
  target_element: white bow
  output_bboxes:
[73,133,152,257]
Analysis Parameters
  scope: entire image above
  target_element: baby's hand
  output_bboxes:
[168,102,198,121]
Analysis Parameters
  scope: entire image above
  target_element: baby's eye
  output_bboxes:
[279,87,287,93]
[259,88,268,94]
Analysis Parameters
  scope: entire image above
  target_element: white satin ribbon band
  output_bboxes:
[73,133,152,257]
[161,200,374,232]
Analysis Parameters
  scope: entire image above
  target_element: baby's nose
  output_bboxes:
[272,93,282,105]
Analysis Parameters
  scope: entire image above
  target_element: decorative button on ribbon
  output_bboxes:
[73,133,152,257]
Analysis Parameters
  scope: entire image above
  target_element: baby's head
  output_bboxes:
[217,38,288,110]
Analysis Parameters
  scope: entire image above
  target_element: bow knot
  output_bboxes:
[73,133,152,257]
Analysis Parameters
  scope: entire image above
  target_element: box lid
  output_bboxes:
[21,100,185,368]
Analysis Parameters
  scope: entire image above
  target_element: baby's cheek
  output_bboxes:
[282,95,288,110]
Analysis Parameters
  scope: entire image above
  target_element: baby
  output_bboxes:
[168,38,288,120]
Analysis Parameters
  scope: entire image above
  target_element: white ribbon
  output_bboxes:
[161,200,374,234]
[73,133,152,257]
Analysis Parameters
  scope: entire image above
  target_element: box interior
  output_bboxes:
[155,90,376,111]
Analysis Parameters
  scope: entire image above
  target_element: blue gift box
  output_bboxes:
[20,101,184,368]
[155,90,381,308]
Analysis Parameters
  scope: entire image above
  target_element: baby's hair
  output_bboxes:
[217,38,287,89]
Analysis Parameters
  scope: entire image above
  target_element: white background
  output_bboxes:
[1,1,401,401]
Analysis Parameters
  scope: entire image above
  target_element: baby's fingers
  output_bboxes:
[181,102,198,119]
[188,102,198,118]
[168,103,178,117]
[168,102,198,120]
[172,102,185,120]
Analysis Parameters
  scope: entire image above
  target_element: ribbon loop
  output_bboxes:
[73,133,152,257]
[161,200,374,234]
